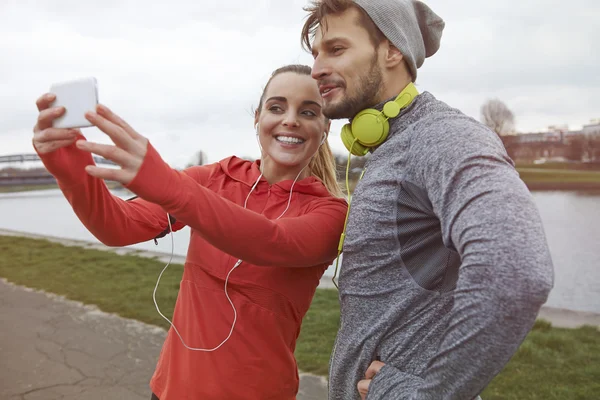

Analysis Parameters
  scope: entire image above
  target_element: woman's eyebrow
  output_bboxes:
[266,97,322,108]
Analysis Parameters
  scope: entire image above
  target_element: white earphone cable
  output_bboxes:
[152,165,307,351]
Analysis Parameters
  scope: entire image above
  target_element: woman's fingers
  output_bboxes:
[35,128,79,143]
[35,93,56,112]
[34,106,65,132]
[76,140,133,167]
[96,104,143,140]
[32,128,80,154]
[38,138,78,153]
[85,109,134,150]
[84,165,135,185]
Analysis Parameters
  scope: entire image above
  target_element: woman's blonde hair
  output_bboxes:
[255,64,343,198]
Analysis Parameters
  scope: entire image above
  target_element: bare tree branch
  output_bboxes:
[480,99,516,136]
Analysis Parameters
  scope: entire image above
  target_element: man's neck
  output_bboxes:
[375,75,413,106]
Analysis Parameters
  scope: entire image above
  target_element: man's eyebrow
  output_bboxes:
[313,36,349,54]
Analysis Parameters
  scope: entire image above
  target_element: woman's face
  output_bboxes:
[256,72,327,170]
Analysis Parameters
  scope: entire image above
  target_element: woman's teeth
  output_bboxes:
[276,136,305,144]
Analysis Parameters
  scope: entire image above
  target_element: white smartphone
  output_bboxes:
[49,77,99,129]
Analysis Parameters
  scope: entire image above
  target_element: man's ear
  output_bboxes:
[384,41,404,69]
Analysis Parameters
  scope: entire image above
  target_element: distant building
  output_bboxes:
[583,120,600,139]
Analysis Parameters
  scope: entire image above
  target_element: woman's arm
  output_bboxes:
[37,136,215,246]
[127,143,348,267]
[74,104,348,267]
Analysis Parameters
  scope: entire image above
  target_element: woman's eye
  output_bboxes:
[269,106,283,112]
[302,110,317,117]
[333,47,344,54]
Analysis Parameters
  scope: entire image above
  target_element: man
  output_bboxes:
[301,1,554,399]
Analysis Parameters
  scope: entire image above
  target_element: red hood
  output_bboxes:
[218,156,332,197]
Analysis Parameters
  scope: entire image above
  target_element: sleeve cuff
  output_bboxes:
[34,134,95,187]
[366,364,424,400]
[125,141,182,207]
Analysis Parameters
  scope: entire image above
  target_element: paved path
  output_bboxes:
[0,279,328,400]
[2,228,599,400]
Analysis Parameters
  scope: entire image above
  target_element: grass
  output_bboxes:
[3,164,600,196]
[516,168,600,184]
[0,181,124,194]
[0,184,60,193]
[1,235,599,398]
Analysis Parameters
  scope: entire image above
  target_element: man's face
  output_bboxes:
[311,7,384,120]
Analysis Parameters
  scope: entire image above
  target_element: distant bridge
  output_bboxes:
[0,153,118,187]
[0,153,117,166]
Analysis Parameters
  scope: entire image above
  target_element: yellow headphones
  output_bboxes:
[330,83,419,289]
[340,82,419,156]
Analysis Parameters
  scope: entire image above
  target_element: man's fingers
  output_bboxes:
[357,379,370,400]
[36,93,56,112]
[35,128,79,143]
[96,104,142,140]
[365,361,385,380]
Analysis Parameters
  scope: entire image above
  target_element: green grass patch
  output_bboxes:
[516,168,600,184]
[1,235,599,398]
[0,181,123,194]
[0,184,60,193]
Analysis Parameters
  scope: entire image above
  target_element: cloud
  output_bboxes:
[1,0,598,167]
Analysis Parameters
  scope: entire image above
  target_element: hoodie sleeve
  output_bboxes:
[125,142,348,268]
[35,134,215,246]
[370,118,554,399]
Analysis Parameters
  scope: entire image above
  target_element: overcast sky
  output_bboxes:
[1,0,598,168]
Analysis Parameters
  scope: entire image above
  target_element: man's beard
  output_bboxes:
[323,57,383,120]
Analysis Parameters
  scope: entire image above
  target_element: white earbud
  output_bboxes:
[320,132,327,146]
[255,124,264,154]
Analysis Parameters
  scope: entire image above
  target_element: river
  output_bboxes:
[0,188,598,314]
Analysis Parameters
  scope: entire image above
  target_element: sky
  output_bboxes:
[1,0,599,168]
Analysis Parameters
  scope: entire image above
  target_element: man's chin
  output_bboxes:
[323,101,355,120]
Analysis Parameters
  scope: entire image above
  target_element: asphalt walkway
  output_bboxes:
[0,278,328,400]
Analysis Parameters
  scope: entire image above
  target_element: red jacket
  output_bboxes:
[39,138,347,399]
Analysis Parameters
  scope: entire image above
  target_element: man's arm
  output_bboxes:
[368,118,554,399]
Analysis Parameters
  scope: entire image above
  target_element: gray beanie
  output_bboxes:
[353,0,445,81]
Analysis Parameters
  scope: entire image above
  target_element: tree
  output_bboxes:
[583,135,600,162]
[480,99,516,136]
[565,135,585,161]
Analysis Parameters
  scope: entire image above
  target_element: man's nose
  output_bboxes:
[311,56,331,81]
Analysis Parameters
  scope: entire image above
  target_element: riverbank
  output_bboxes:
[1,230,599,398]
[518,167,600,191]
[0,228,596,328]
[0,181,123,193]
[3,164,600,194]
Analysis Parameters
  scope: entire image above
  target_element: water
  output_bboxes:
[0,188,598,314]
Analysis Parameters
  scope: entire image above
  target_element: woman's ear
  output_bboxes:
[254,111,260,131]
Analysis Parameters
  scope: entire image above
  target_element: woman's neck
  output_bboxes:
[260,158,311,184]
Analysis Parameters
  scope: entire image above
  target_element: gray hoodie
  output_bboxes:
[328,92,554,399]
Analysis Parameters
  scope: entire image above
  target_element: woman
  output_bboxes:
[32,65,347,399]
